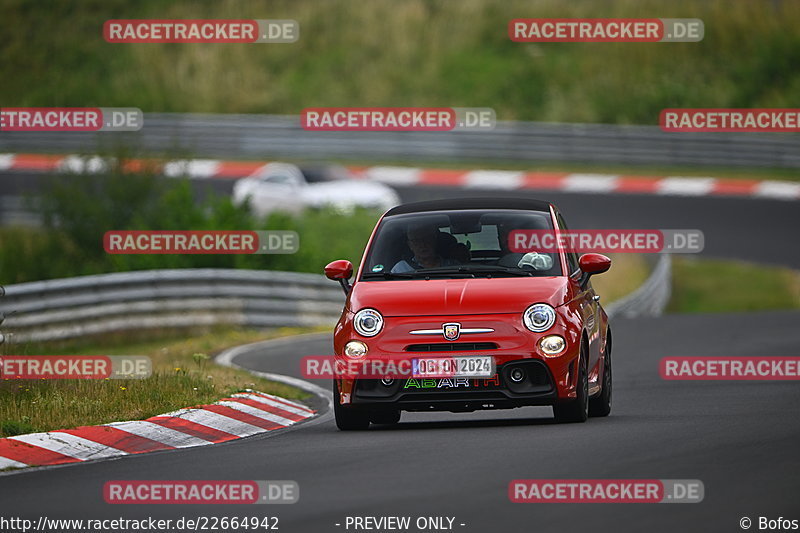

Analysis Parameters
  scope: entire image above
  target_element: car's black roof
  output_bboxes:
[384,197,552,217]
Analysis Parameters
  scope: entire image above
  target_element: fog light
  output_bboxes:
[509,368,525,382]
[381,377,395,386]
[344,340,368,360]
[539,335,566,356]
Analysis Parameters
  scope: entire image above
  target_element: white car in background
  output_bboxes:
[232,162,400,217]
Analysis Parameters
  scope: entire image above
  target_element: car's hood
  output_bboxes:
[348,277,572,316]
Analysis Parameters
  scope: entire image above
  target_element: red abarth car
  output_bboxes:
[324,198,612,430]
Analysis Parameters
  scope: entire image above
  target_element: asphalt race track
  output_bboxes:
[0,177,799,533]
[1,311,799,532]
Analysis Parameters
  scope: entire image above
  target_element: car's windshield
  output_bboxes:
[361,209,562,280]
[259,174,295,185]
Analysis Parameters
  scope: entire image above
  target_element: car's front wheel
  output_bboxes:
[553,343,589,424]
[333,380,371,431]
[589,331,612,417]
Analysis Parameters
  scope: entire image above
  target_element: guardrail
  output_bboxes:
[2,113,798,169]
[605,254,672,319]
[1,257,671,343]
[0,269,345,343]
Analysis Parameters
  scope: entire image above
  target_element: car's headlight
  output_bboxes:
[539,335,566,356]
[344,340,368,359]
[353,308,383,337]
[523,303,556,332]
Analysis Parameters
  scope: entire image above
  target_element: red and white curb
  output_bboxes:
[358,166,800,201]
[0,390,315,470]
[1,153,798,201]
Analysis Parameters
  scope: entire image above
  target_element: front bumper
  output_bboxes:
[351,359,558,412]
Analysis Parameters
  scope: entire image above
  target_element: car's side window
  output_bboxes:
[556,213,580,275]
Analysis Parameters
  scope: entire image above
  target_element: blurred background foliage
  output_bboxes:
[1,0,798,124]
[0,154,380,283]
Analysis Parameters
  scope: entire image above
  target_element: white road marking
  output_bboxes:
[233,393,315,417]
[0,456,28,469]
[163,159,220,178]
[148,408,271,437]
[364,166,421,185]
[233,392,315,416]
[105,420,212,447]
[754,180,800,200]
[10,432,127,461]
[0,154,15,170]
[57,155,110,174]
[657,177,717,196]
[217,400,297,426]
[464,170,523,189]
[563,174,620,192]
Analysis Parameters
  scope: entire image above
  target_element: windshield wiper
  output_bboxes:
[361,271,417,280]
[455,265,534,277]
[363,268,475,279]
[363,265,534,280]
[414,265,533,277]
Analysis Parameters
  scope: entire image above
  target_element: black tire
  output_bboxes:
[370,410,401,425]
[589,333,612,418]
[553,342,589,424]
[333,380,370,431]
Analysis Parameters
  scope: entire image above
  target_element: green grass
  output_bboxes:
[669,257,800,313]
[0,326,327,437]
[1,0,799,126]
[591,254,650,304]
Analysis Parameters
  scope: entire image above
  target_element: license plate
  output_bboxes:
[411,356,494,378]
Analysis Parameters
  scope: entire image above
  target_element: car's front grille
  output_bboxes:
[404,342,498,352]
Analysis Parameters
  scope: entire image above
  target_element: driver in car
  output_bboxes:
[391,223,459,273]
[495,221,554,271]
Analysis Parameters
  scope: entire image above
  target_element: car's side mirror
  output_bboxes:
[325,260,353,294]
[577,253,611,287]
